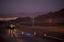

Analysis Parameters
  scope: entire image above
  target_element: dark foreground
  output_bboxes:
[0,37,64,42]
[0,28,64,42]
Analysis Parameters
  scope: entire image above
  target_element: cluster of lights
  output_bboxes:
[0,17,18,21]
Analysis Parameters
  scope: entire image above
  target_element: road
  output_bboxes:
[0,28,64,42]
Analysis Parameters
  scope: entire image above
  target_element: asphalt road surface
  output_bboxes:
[0,28,64,42]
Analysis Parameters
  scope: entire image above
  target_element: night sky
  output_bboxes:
[0,0,64,18]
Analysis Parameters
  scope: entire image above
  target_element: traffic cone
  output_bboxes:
[22,31,24,34]
[44,32,46,37]
[34,32,36,36]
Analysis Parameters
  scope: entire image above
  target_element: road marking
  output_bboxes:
[47,36,64,41]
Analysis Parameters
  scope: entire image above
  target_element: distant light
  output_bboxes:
[0,17,18,21]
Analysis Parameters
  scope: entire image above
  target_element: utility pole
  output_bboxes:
[32,18,34,28]
[49,19,51,27]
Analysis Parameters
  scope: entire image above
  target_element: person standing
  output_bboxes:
[9,23,15,38]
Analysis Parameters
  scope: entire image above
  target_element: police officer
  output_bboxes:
[10,23,15,30]
[9,23,15,38]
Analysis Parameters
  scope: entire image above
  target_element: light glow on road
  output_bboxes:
[7,29,17,37]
